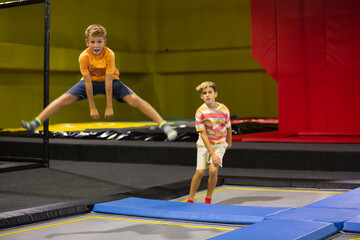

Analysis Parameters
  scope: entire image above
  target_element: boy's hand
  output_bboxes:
[227,142,232,149]
[211,153,222,167]
[105,106,113,118]
[90,107,99,119]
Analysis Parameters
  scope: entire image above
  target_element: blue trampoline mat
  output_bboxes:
[343,215,360,233]
[266,207,360,230]
[209,219,338,240]
[305,187,360,209]
[93,197,291,224]
[93,187,360,239]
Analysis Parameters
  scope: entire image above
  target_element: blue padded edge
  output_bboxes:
[93,197,291,224]
[265,207,360,230]
[343,215,360,233]
[305,187,360,209]
[209,220,338,240]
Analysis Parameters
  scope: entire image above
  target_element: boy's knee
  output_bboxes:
[208,167,218,177]
[124,94,141,107]
[59,94,77,106]
[195,169,205,178]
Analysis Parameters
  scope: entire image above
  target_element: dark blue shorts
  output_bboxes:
[66,80,134,103]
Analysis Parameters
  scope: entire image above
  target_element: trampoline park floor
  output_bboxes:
[1,184,358,240]
[1,129,360,240]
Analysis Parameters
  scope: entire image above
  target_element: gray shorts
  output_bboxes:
[67,79,134,102]
[196,138,228,170]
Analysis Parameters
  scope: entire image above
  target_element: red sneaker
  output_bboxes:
[205,198,211,204]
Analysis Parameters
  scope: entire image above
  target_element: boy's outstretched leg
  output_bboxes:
[187,169,205,203]
[21,93,78,132]
[123,94,177,141]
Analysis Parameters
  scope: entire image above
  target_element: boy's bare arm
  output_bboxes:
[104,74,113,118]
[83,74,99,119]
[199,130,222,167]
[226,127,232,149]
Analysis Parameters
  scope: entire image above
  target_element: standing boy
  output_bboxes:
[21,24,177,141]
[187,81,232,204]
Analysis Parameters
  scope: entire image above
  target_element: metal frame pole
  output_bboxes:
[43,0,50,167]
[0,0,50,168]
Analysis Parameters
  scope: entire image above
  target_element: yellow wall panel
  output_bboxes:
[153,73,277,120]
[154,49,261,73]
[156,0,251,51]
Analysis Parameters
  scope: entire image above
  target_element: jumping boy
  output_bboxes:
[187,81,232,204]
[21,24,177,141]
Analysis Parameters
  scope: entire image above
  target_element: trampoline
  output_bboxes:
[1,184,357,240]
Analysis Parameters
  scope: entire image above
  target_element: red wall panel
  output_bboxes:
[251,0,278,81]
[251,0,360,135]
[326,0,360,132]
[277,0,327,132]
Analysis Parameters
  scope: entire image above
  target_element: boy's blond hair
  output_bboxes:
[196,81,217,92]
[85,24,106,40]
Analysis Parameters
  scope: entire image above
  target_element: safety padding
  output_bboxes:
[305,187,360,209]
[265,207,360,230]
[92,197,291,224]
[343,215,360,233]
[209,219,338,240]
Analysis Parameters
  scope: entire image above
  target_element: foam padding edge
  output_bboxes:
[305,187,360,210]
[92,197,291,224]
[265,207,360,230]
[209,219,338,240]
[0,202,90,229]
[343,215,360,233]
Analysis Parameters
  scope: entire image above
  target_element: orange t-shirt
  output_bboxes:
[78,46,120,81]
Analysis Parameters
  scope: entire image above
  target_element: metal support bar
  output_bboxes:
[0,0,50,168]
[43,0,50,167]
